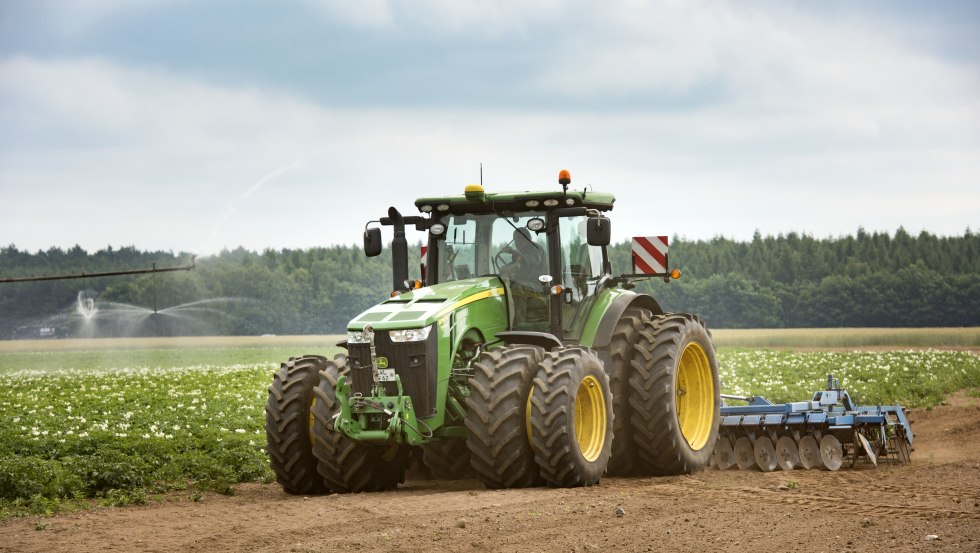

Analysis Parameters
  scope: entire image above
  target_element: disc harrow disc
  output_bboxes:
[713,437,735,470]
[775,436,799,470]
[798,435,821,470]
[734,437,755,470]
[753,436,778,472]
[856,432,877,467]
[820,434,844,471]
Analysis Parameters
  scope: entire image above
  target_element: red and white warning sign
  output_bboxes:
[419,246,429,280]
[632,236,668,275]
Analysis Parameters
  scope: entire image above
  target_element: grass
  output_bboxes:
[711,327,980,349]
[0,330,978,520]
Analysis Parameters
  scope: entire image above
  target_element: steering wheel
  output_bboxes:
[493,242,520,273]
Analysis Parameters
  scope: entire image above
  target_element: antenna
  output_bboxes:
[480,163,483,186]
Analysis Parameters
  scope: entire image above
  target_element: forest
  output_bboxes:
[1,227,977,339]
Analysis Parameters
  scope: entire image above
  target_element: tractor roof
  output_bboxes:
[414,186,615,215]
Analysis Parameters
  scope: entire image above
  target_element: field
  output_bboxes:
[2,330,980,551]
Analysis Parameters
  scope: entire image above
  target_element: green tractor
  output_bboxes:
[265,170,720,492]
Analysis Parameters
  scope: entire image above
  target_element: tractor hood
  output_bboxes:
[347,277,506,331]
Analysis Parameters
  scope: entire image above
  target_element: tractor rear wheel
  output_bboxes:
[629,313,720,475]
[422,439,475,480]
[464,345,545,489]
[265,355,329,495]
[603,307,651,476]
[529,346,613,487]
[310,360,408,493]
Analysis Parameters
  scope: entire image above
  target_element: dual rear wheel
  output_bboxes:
[465,312,721,488]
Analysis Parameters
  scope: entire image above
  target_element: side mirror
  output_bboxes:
[364,227,382,257]
[586,217,611,246]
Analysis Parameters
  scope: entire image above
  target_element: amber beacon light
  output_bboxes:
[558,169,571,186]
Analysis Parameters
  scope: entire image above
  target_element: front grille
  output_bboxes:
[347,329,438,418]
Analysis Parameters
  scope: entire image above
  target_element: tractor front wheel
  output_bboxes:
[529,346,613,487]
[310,359,408,493]
[265,355,329,494]
[464,345,545,489]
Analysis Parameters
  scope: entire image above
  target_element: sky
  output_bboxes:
[1,0,978,256]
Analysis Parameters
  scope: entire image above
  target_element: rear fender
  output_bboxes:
[581,292,663,349]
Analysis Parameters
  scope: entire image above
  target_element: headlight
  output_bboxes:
[347,330,372,343]
[430,223,446,235]
[543,199,559,207]
[389,326,432,342]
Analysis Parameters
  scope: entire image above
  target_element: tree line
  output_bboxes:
[1,227,977,338]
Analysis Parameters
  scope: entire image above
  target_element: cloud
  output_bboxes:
[0,2,978,254]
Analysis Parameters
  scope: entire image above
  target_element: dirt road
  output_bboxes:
[3,394,979,553]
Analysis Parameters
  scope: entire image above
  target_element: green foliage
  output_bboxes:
[3,228,979,334]
[0,345,336,518]
[0,456,84,501]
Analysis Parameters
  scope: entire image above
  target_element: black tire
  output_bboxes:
[602,307,652,476]
[629,313,720,475]
[464,345,545,489]
[265,355,329,495]
[310,358,408,493]
[529,346,614,487]
[421,439,475,480]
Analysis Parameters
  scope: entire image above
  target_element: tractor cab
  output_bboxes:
[404,171,615,344]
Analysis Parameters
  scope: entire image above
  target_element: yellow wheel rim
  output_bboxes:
[308,396,317,447]
[676,342,714,450]
[575,375,607,462]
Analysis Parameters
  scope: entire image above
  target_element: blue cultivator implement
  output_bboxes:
[712,375,914,471]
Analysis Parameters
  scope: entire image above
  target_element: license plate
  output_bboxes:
[375,368,397,382]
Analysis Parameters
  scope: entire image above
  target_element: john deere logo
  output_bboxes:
[376,357,389,368]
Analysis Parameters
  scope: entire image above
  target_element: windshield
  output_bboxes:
[435,212,546,283]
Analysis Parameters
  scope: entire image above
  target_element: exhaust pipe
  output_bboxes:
[387,207,409,292]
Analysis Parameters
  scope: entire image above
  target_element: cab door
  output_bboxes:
[556,215,605,342]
